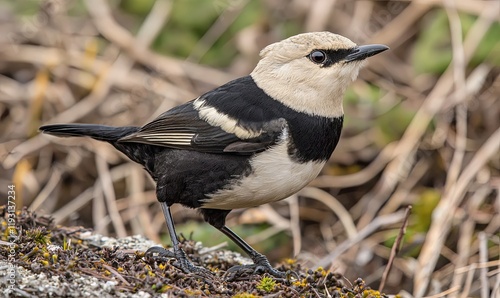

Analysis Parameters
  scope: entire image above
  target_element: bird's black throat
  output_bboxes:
[201,75,344,162]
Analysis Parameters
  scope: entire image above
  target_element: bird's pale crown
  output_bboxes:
[259,31,357,62]
[251,32,361,118]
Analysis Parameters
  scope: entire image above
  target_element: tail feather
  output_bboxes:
[39,124,139,142]
[40,124,156,172]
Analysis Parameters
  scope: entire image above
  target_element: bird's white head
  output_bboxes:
[251,32,388,118]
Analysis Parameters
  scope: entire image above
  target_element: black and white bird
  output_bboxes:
[40,32,388,277]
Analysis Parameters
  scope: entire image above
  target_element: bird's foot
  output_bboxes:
[224,252,291,281]
[224,263,286,281]
[145,246,176,258]
[145,246,212,277]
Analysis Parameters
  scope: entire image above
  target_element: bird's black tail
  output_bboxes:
[39,124,140,142]
[40,124,157,172]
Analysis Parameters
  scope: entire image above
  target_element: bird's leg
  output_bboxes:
[218,225,286,279]
[146,202,208,275]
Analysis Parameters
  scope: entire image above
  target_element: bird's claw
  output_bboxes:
[145,246,212,277]
[286,269,300,280]
[145,246,176,258]
[224,263,286,281]
[175,258,213,277]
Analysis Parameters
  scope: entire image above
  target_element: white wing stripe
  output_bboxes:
[194,98,262,139]
[142,133,194,137]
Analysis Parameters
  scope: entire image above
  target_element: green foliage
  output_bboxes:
[121,0,156,16]
[344,84,383,106]
[384,188,441,256]
[374,103,415,146]
[4,0,39,15]
[345,83,415,147]
[201,0,265,66]
[412,188,441,233]
[118,0,266,66]
[138,0,264,67]
[343,84,383,132]
[413,9,500,74]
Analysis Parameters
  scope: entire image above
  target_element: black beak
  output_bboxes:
[345,44,389,62]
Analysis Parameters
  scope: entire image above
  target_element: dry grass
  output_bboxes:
[1,0,499,296]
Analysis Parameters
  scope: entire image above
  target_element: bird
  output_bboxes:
[40,32,388,278]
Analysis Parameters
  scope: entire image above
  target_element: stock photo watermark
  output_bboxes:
[3,184,17,294]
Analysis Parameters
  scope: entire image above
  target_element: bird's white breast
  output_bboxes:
[201,129,325,210]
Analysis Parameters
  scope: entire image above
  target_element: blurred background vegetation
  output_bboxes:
[0,0,499,296]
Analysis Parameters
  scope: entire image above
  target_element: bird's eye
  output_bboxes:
[308,50,327,64]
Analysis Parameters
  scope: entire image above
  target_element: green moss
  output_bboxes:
[256,276,276,293]
[26,227,51,245]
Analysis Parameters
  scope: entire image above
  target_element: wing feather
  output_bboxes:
[118,99,286,155]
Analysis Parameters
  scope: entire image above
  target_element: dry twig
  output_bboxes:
[379,205,412,292]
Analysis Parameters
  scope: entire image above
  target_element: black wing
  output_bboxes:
[118,78,287,155]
